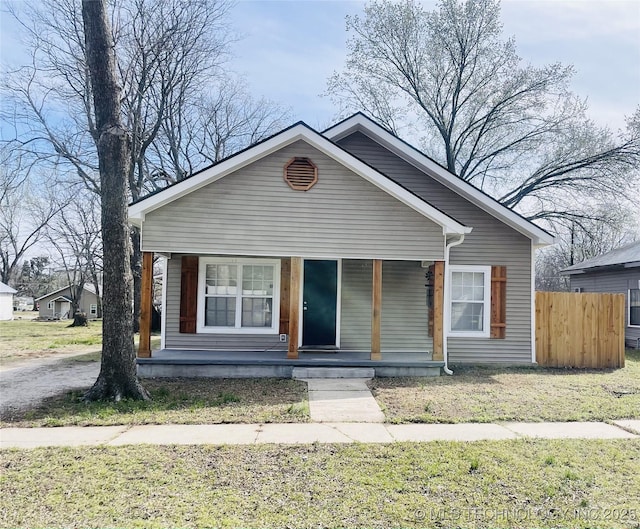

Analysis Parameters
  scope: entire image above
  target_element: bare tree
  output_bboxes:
[46,192,103,318]
[3,0,289,330]
[0,148,63,284]
[81,0,148,401]
[15,256,55,301]
[148,77,292,186]
[327,0,640,227]
[535,206,639,291]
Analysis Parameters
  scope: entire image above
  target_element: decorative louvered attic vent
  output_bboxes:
[284,157,318,191]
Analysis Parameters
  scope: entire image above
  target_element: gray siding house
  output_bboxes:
[129,113,554,372]
[35,285,100,320]
[562,242,640,349]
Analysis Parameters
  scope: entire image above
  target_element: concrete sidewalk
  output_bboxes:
[304,378,385,422]
[1,420,638,449]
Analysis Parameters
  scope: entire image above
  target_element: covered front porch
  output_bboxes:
[137,349,444,378]
[136,253,447,378]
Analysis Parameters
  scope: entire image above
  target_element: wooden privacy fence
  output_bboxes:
[536,291,625,369]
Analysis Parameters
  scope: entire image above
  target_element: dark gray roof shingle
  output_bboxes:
[562,241,640,273]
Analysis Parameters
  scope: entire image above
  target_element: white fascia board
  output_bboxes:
[49,295,72,303]
[34,284,95,302]
[299,132,470,236]
[128,126,308,220]
[325,115,554,246]
[128,123,470,236]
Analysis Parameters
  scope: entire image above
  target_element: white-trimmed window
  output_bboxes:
[47,301,53,309]
[90,304,98,316]
[629,288,640,327]
[448,265,491,337]
[197,258,280,334]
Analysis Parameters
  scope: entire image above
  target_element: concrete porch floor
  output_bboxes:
[137,350,443,378]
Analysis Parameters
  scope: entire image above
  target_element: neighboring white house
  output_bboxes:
[0,281,17,321]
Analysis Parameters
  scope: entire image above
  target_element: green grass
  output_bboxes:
[0,319,104,364]
[1,378,310,426]
[370,349,640,423]
[1,439,638,528]
[0,319,159,365]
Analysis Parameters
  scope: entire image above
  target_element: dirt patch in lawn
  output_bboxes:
[1,378,309,427]
[370,349,640,423]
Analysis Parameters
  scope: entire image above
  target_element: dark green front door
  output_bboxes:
[303,260,338,346]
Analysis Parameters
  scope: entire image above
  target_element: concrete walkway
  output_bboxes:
[1,420,638,449]
[304,378,385,423]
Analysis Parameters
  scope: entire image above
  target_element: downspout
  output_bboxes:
[442,234,465,375]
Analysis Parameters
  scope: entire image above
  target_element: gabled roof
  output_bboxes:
[35,284,98,302]
[129,121,471,237]
[561,241,640,274]
[49,295,73,303]
[0,281,17,294]
[324,113,554,246]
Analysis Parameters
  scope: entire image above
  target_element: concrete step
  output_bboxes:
[292,367,375,379]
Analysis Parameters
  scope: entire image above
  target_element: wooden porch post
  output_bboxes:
[371,259,382,360]
[432,260,444,361]
[138,251,153,358]
[287,257,301,359]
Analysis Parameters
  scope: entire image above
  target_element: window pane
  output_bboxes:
[451,302,483,331]
[631,289,640,326]
[452,284,463,300]
[241,298,272,327]
[451,271,485,302]
[242,264,274,296]
[205,297,236,327]
[206,264,237,295]
[472,284,484,301]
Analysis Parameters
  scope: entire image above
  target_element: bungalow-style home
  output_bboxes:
[562,241,640,349]
[130,113,554,377]
[0,281,17,321]
[35,284,101,320]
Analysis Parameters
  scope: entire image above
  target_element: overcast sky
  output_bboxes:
[1,0,638,132]
[227,0,640,131]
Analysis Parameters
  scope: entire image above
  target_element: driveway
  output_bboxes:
[0,355,100,418]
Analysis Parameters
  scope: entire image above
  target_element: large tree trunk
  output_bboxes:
[82,0,148,401]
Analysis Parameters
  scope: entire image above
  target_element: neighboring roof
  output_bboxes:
[561,241,640,274]
[324,113,555,246]
[0,281,17,294]
[49,295,73,303]
[35,284,98,302]
[129,121,471,237]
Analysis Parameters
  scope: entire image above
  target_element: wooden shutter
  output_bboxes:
[284,157,318,190]
[179,256,198,334]
[490,265,507,339]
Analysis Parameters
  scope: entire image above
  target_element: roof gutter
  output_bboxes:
[442,234,466,375]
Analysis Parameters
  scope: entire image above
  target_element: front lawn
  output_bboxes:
[0,378,309,426]
[1,439,638,528]
[0,319,103,365]
[370,349,640,423]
